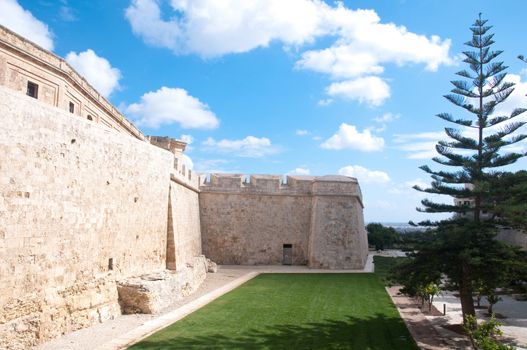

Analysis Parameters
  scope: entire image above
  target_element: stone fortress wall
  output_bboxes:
[0,25,143,140]
[0,86,207,348]
[0,25,369,349]
[200,174,369,269]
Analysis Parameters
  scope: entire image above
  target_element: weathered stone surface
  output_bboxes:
[0,24,143,139]
[0,86,172,348]
[206,258,218,273]
[199,174,368,269]
[117,256,208,314]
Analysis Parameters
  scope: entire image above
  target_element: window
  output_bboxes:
[69,102,74,113]
[87,115,93,121]
[26,81,38,99]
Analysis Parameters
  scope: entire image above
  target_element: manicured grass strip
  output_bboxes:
[373,256,408,284]
[129,274,418,350]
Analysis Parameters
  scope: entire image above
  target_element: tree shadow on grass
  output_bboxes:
[129,313,418,350]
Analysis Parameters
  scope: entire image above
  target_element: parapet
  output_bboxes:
[148,136,187,154]
[200,173,363,203]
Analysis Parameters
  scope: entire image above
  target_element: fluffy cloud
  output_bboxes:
[289,167,311,175]
[125,0,330,56]
[182,154,193,170]
[393,131,444,159]
[65,50,121,97]
[0,0,54,50]
[321,123,384,151]
[203,136,277,157]
[374,113,399,123]
[338,165,390,184]
[126,87,219,129]
[296,129,310,136]
[180,134,194,145]
[326,76,390,106]
[125,0,452,107]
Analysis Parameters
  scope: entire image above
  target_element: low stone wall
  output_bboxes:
[117,256,209,314]
[0,275,120,350]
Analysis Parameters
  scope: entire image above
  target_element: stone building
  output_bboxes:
[0,25,368,349]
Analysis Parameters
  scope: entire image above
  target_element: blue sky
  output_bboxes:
[1,0,526,223]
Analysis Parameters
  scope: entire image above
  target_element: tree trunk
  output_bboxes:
[460,263,476,327]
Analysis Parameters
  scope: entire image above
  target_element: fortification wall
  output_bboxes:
[199,174,368,268]
[0,86,172,348]
[0,25,144,140]
[166,176,202,270]
[497,228,527,250]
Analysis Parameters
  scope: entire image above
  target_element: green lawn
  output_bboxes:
[373,256,408,284]
[129,273,417,350]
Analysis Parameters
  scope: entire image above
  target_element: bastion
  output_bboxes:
[0,24,369,349]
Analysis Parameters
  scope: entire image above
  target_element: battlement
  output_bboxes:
[200,173,362,203]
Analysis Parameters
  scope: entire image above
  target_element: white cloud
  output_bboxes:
[394,131,444,159]
[203,136,277,157]
[296,24,451,79]
[296,129,309,136]
[317,98,333,106]
[65,50,121,97]
[374,113,399,123]
[193,159,232,173]
[0,0,54,50]
[124,0,452,107]
[125,0,330,56]
[182,154,193,170]
[338,165,390,184]
[326,76,390,106]
[59,1,77,22]
[321,123,384,151]
[388,178,429,195]
[289,167,310,175]
[180,134,193,145]
[126,87,219,129]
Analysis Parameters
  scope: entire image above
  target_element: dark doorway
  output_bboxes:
[282,244,292,265]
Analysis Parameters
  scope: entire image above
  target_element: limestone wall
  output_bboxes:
[497,228,527,250]
[199,174,368,268]
[0,86,172,348]
[166,177,202,270]
[0,25,144,139]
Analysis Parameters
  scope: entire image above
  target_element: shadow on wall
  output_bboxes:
[129,314,418,350]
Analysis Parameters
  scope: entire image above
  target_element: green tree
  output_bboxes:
[487,170,527,230]
[401,14,527,324]
[366,223,399,250]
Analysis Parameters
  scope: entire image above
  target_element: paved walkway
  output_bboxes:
[386,286,472,350]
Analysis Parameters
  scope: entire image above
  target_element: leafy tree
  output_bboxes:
[399,14,527,325]
[464,315,514,350]
[366,223,400,250]
[486,292,502,315]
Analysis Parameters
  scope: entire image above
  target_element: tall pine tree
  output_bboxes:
[407,15,526,322]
